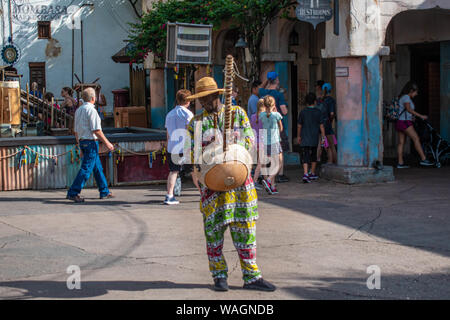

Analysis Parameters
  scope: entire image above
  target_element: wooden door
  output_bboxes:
[29,62,46,91]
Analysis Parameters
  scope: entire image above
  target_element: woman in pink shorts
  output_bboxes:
[396,82,433,168]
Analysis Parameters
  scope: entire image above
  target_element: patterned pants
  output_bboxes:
[205,220,262,284]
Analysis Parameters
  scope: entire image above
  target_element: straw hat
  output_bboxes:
[186,77,224,101]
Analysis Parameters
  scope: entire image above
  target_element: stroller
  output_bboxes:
[415,118,450,168]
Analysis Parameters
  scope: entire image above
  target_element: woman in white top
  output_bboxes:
[396,82,433,168]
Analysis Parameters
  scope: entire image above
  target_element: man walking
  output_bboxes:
[164,89,198,205]
[186,77,276,292]
[66,88,114,203]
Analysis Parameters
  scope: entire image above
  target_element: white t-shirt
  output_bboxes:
[165,105,194,153]
[399,95,415,121]
[74,102,102,140]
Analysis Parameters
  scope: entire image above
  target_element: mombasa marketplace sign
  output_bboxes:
[12,0,70,23]
[296,0,333,29]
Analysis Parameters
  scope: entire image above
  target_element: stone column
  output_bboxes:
[321,55,394,184]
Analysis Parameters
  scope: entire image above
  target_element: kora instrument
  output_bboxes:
[198,55,252,192]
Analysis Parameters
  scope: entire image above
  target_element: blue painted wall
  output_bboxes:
[441,42,450,141]
[364,55,382,166]
[337,56,382,167]
[274,62,290,145]
[166,68,176,113]
[337,119,365,166]
[213,65,224,89]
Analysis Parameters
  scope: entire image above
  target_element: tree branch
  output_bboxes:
[128,0,142,19]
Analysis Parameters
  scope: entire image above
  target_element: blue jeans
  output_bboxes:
[67,140,109,197]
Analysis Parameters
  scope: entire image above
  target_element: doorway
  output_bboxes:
[290,63,299,152]
[410,43,441,131]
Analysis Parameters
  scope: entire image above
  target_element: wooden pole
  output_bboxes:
[8,0,13,42]
[62,107,66,128]
[31,90,35,121]
[42,88,46,129]
[8,91,12,122]
[51,97,54,128]
[81,20,84,83]
[26,83,30,123]
[72,20,75,88]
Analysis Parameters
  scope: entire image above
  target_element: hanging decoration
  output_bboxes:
[0,144,170,174]
[1,43,20,65]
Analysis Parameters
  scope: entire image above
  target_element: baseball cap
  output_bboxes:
[322,83,332,92]
[267,71,278,81]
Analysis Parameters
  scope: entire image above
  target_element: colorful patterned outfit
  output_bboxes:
[187,105,262,284]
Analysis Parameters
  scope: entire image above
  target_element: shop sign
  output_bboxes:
[296,0,333,29]
[13,0,69,23]
[336,67,349,77]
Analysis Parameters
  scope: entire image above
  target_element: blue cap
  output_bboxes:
[267,71,278,81]
[322,83,332,93]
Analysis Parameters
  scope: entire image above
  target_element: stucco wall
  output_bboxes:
[2,0,139,114]
[324,0,450,58]
[386,9,450,45]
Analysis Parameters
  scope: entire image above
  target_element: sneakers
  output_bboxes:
[302,174,312,183]
[213,278,229,292]
[419,159,434,167]
[270,185,279,194]
[254,182,263,191]
[397,163,410,169]
[66,195,85,203]
[308,173,319,180]
[99,193,114,199]
[164,195,179,205]
[261,180,274,195]
[243,278,276,292]
[276,174,290,183]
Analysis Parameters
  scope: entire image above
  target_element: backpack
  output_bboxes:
[383,98,407,121]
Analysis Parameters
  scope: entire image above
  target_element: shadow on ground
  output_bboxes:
[1,270,449,299]
[258,166,450,258]
[0,281,241,299]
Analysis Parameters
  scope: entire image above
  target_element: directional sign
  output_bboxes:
[296,0,333,29]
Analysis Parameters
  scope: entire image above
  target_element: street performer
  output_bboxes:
[186,76,276,292]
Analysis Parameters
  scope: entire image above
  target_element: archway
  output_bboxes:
[382,8,450,158]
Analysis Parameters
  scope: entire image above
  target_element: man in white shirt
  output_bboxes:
[164,89,198,205]
[67,88,115,203]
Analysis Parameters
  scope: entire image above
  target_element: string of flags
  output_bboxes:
[11,144,169,171]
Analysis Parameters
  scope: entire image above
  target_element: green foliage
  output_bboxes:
[128,0,296,78]
[128,0,229,63]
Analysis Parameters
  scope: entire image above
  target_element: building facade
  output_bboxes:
[1,0,139,114]
[143,0,450,182]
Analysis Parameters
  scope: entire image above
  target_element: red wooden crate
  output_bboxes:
[115,154,169,184]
